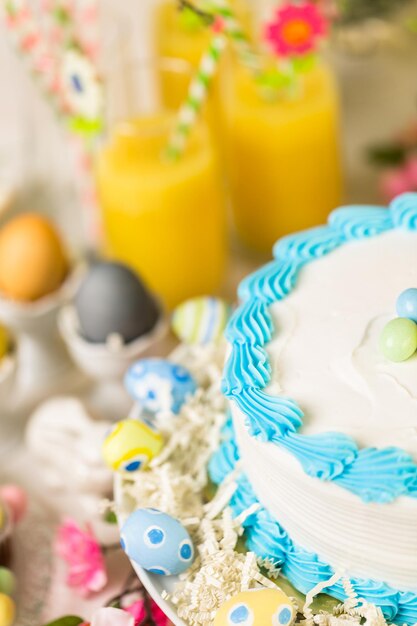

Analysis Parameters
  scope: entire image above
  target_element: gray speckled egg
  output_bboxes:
[75,262,159,344]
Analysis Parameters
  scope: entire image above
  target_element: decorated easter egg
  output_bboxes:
[214,588,295,626]
[172,297,231,345]
[0,593,15,626]
[396,288,417,323]
[0,213,68,301]
[75,261,159,344]
[379,317,417,362]
[0,325,9,361]
[0,568,16,597]
[102,419,163,472]
[120,508,194,576]
[124,358,197,415]
[0,485,27,524]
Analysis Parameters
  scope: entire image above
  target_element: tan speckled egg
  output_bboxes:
[0,213,69,302]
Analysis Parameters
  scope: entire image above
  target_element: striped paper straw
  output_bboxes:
[210,0,260,73]
[164,32,226,160]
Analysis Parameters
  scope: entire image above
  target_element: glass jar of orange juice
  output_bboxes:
[96,58,227,309]
[222,61,344,254]
[154,0,254,70]
[153,0,253,155]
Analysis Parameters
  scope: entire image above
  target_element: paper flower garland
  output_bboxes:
[265,2,328,58]
[1,1,103,245]
[62,49,102,123]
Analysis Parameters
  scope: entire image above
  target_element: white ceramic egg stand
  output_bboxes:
[58,305,169,421]
[0,268,85,419]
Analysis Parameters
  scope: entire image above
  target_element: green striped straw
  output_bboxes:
[165,32,226,160]
[210,0,260,74]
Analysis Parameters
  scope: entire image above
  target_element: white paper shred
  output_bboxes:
[116,342,393,626]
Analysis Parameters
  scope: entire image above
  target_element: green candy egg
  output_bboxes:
[379,318,417,362]
[0,568,16,597]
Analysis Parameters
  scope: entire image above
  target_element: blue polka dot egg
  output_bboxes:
[213,588,295,626]
[120,508,195,576]
[124,358,197,415]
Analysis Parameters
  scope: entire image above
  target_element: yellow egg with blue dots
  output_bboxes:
[102,419,163,473]
[213,588,296,626]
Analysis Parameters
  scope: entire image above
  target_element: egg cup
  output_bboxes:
[58,304,168,420]
[0,266,85,411]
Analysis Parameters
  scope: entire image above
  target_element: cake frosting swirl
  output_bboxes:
[211,193,417,624]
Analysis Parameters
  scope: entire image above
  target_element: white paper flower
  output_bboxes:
[62,49,102,120]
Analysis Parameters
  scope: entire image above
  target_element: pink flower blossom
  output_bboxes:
[81,5,99,23]
[55,519,107,597]
[124,597,172,626]
[21,33,40,52]
[212,16,225,34]
[381,156,417,201]
[265,2,327,57]
[34,53,55,75]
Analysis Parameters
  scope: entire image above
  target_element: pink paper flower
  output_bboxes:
[21,33,40,52]
[265,2,327,57]
[212,16,225,34]
[55,519,107,597]
[381,156,417,201]
[81,4,99,24]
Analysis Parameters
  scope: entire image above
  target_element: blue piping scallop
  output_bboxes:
[209,434,417,625]
[222,193,417,503]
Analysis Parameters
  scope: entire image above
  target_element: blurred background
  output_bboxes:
[1,1,416,266]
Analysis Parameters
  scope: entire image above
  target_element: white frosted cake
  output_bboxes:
[209,193,417,625]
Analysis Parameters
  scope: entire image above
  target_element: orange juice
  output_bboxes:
[155,1,212,71]
[96,113,227,309]
[222,63,343,253]
[155,0,254,68]
[154,0,254,143]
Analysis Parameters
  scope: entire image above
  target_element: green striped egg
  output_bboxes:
[172,297,231,345]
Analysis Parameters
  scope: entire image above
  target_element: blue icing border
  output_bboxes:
[222,193,417,503]
[209,433,417,625]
